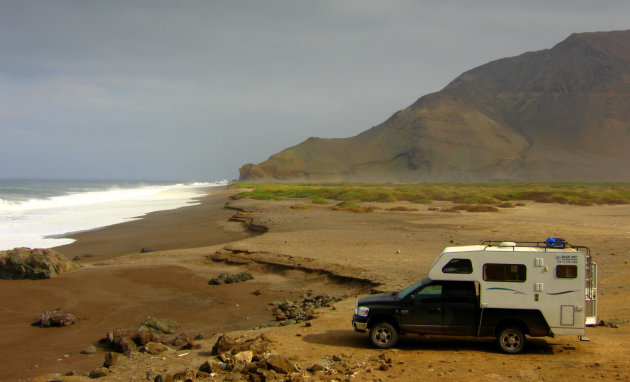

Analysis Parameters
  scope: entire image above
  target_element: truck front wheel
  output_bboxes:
[497,327,526,354]
[369,322,398,349]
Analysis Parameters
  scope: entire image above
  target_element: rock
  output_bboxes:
[81,345,97,354]
[208,271,254,285]
[137,317,179,334]
[199,360,221,374]
[0,248,78,280]
[231,336,271,359]
[103,352,118,367]
[140,248,155,253]
[172,369,196,381]
[154,373,174,382]
[105,329,161,353]
[145,342,169,355]
[212,334,237,355]
[89,367,111,378]
[32,310,78,327]
[266,354,294,374]
[307,362,327,372]
[170,332,194,349]
[233,350,254,364]
[130,329,159,345]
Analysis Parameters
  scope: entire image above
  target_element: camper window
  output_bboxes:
[483,263,526,282]
[556,265,578,278]
[442,258,473,274]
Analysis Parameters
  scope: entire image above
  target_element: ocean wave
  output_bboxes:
[0,180,227,212]
[0,179,228,250]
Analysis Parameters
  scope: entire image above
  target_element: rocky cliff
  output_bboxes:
[240,30,630,182]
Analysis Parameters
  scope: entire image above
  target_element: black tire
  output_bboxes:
[369,322,398,349]
[497,326,526,354]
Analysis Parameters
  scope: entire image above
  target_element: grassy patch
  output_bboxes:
[330,201,375,213]
[386,206,419,212]
[232,182,630,206]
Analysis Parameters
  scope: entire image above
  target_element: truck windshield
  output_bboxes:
[397,278,431,299]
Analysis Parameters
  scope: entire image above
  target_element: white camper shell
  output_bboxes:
[427,240,598,336]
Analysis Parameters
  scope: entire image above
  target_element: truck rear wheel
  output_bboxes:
[369,322,398,349]
[497,327,526,354]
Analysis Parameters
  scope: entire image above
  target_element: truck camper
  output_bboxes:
[352,238,598,353]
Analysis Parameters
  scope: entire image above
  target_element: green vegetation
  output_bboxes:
[330,201,375,213]
[232,182,630,206]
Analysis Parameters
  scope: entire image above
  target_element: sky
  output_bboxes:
[1,1,629,182]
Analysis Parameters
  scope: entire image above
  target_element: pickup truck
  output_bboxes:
[352,278,551,354]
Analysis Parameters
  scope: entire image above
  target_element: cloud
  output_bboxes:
[1,1,630,180]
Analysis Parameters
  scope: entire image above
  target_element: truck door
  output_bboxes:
[441,281,476,335]
[399,282,444,334]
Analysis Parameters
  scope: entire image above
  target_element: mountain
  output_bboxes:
[240,30,630,182]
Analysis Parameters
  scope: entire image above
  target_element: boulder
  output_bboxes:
[233,351,254,364]
[169,332,194,349]
[266,354,294,374]
[32,310,77,327]
[212,334,237,355]
[145,342,169,355]
[0,248,78,280]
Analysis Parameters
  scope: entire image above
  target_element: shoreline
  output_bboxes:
[53,186,255,261]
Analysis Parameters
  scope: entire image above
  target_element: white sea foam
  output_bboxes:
[0,180,227,250]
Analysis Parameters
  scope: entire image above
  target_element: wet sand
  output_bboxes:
[54,187,253,260]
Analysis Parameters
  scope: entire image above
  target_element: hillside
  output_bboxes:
[240,30,630,182]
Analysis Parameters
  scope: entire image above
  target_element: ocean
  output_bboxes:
[0,179,227,250]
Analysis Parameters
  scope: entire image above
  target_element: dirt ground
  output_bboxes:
[4,189,630,381]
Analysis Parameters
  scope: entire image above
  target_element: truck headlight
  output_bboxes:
[356,306,370,317]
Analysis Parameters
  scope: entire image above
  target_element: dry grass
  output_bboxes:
[386,206,419,212]
[330,201,375,213]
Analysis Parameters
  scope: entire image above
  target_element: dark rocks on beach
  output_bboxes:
[599,318,627,328]
[269,291,341,325]
[0,248,78,280]
[32,310,78,327]
[209,271,254,285]
[105,329,158,353]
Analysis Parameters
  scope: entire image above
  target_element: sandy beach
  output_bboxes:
[2,186,630,381]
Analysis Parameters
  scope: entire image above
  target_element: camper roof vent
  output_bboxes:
[498,242,517,247]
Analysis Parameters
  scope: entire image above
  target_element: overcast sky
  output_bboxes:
[1,1,629,181]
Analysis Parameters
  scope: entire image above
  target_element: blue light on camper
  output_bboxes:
[546,237,566,248]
